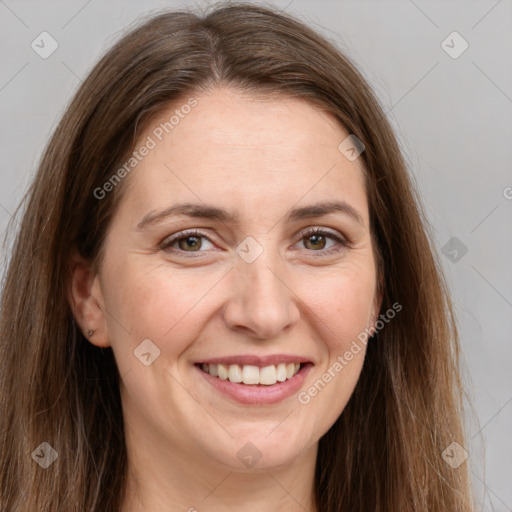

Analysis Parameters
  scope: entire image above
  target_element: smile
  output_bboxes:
[198,362,302,385]
[193,358,314,405]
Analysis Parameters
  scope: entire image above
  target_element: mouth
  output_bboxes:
[193,358,314,405]
[195,361,306,386]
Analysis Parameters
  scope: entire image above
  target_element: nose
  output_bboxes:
[222,251,301,340]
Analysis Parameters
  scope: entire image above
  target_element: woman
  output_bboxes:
[0,2,475,511]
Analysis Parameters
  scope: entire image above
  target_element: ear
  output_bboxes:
[67,249,111,348]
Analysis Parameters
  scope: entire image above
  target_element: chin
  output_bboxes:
[203,434,311,473]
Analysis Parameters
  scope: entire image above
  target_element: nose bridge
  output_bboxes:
[223,238,300,338]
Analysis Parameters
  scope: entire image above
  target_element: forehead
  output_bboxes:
[121,87,368,223]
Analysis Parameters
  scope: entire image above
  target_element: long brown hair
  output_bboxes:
[0,2,475,510]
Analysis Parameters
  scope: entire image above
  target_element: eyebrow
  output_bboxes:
[136,200,364,231]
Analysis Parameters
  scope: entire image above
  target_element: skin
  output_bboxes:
[69,86,382,512]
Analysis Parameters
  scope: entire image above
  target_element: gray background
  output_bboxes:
[1,0,511,509]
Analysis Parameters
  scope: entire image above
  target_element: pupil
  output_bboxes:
[308,234,325,250]
[181,236,200,251]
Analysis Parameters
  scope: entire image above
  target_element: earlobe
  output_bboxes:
[67,249,111,348]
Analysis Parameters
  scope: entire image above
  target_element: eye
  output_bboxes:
[160,229,215,256]
[296,227,349,256]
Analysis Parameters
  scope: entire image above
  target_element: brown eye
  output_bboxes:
[298,228,348,255]
[177,235,203,252]
[303,232,328,251]
[160,230,215,256]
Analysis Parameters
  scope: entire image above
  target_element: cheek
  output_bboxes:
[298,271,374,426]
[103,262,222,359]
[309,266,376,349]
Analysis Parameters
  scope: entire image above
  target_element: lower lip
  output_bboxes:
[194,363,314,405]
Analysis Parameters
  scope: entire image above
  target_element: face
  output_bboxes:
[77,86,381,472]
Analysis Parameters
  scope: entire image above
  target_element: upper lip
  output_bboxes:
[195,354,313,366]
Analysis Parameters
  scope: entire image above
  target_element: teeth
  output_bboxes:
[228,364,243,383]
[260,365,277,385]
[200,362,302,385]
[242,365,260,385]
[276,363,287,382]
[218,364,229,380]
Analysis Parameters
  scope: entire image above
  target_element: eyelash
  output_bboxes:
[160,227,349,258]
